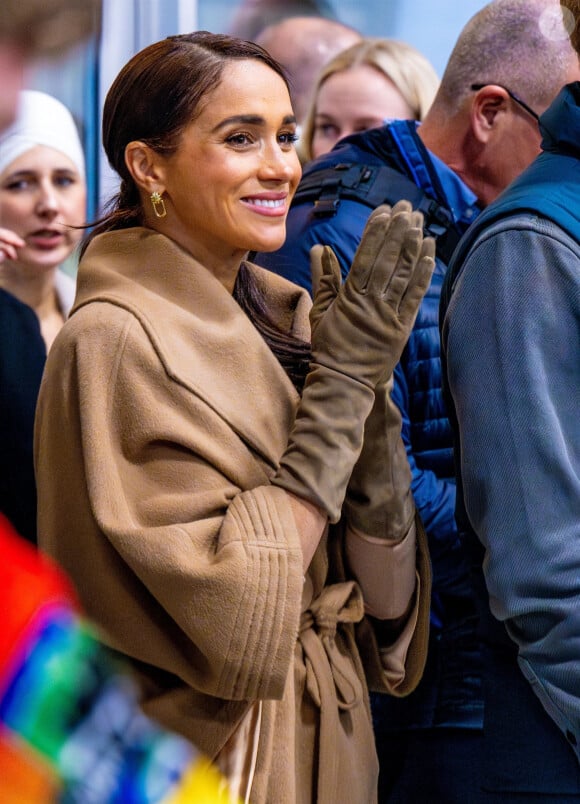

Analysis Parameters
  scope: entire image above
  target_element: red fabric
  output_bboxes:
[0,513,78,681]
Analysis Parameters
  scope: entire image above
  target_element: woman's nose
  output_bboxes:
[35,182,59,216]
[260,143,297,181]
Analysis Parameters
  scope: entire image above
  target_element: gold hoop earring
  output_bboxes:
[150,191,167,219]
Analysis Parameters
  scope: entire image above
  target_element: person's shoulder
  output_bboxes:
[0,287,30,315]
[0,287,42,340]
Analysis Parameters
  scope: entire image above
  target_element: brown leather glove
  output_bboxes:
[272,203,435,522]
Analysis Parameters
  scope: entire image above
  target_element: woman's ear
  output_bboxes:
[124,141,165,195]
[470,85,510,144]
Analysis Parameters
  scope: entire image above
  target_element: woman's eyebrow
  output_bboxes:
[212,113,296,132]
[3,169,36,180]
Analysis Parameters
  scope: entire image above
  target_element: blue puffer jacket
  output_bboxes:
[255,121,484,729]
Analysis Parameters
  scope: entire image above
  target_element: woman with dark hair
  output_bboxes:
[35,31,434,802]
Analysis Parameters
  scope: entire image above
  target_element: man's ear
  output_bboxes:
[470,85,510,144]
[124,141,165,195]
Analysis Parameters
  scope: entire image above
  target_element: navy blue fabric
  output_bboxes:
[0,288,46,544]
[376,652,580,803]
[255,121,484,730]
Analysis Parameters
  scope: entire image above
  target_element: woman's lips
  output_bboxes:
[241,194,288,217]
[26,229,66,249]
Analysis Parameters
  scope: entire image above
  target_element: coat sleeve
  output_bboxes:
[443,219,580,761]
[35,305,304,704]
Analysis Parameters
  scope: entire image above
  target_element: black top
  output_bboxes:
[0,288,46,543]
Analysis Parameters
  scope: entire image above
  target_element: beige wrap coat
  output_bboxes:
[35,228,429,803]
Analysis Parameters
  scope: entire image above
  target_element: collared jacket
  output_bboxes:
[35,227,430,803]
[441,82,580,777]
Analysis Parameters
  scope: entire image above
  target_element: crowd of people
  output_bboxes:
[1,0,580,802]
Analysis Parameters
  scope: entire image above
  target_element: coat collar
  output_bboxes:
[73,227,311,467]
[540,82,580,157]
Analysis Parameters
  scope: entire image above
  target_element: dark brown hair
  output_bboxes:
[87,30,310,390]
[234,264,310,392]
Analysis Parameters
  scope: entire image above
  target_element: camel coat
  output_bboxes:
[35,228,429,803]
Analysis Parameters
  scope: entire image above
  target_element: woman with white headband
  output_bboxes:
[0,90,86,544]
[0,89,86,346]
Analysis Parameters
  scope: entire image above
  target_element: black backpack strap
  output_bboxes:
[294,162,462,264]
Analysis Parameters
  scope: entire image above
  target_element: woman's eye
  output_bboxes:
[54,175,75,188]
[279,131,299,146]
[315,123,339,138]
[226,132,253,147]
[4,179,30,191]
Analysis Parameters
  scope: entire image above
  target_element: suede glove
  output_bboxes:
[272,203,435,522]
[344,374,414,538]
[308,201,425,538]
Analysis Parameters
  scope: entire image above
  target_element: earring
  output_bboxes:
[150,191,167,219]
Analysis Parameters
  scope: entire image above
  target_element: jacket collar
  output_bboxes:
[73,227,309,467]
[540,81,580,157]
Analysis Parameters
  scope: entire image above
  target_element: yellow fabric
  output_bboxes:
[162,756,238,803]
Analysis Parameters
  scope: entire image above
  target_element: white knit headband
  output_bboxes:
[0,90,85,179]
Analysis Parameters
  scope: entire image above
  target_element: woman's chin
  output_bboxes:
[252,232,287,254]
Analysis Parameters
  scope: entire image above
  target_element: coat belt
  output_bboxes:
[299,581,366,804]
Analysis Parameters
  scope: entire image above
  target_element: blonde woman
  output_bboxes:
[300,37,439,162]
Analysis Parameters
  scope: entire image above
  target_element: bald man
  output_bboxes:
[255,16,361,123]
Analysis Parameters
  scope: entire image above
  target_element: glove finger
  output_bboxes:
[310,243,341,297]
[309,244,342,334]
[367,202,393,224]
[395,236,436,324]
[360,210,416,296]
[345,210,396,292]
[390,199,413,217]
[409,209,424,231]
[382,224,424,305]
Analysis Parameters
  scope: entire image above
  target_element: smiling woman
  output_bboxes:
[34,30,435,804]
[122,58,301,290]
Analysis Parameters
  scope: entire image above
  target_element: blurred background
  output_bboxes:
[25,0,488,218]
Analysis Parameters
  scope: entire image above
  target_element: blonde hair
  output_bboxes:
[299,37,440,162]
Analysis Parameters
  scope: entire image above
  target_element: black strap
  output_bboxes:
[294,162,462,265]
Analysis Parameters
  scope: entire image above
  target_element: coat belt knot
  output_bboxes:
[299,581,367,804]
